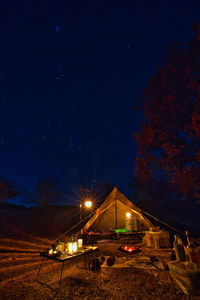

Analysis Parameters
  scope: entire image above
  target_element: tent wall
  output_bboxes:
[91,200,127,230]
[81,187,153,232]
[89,200,149,231]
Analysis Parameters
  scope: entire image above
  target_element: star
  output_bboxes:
[77,146,83,151]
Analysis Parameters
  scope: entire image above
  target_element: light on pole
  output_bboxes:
[80,199,92,221]
[79,185,93,221]
[84,200,92,208]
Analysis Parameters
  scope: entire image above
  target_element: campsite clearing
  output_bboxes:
[1,237,200,299]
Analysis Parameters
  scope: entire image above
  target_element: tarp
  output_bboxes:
[168,261,200,296]
[81,187,153,232]
[101,256,165,270]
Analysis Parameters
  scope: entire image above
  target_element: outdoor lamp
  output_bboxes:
[84,200,92,208]
[48,248,53,255]
[72,241,78,253]
[68,241,78,254]
[68,242,73,254]
[78,238,83,249]
[126,212,131,219]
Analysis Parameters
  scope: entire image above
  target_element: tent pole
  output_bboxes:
[115,199,117,229]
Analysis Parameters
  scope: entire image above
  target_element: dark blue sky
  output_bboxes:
[1,1,200,204]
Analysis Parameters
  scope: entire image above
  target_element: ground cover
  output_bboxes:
[1,237,200,299]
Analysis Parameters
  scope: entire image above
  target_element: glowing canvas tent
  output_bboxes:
[81,187,153,232]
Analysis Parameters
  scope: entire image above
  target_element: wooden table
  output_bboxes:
[36,246,99,292]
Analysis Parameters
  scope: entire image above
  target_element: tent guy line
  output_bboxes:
[53,208,96,243]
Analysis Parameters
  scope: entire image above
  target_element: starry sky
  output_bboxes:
[1,1,200,205]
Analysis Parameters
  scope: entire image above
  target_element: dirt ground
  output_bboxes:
[0,237,200,300]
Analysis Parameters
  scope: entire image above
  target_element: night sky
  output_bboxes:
[1,1,200,205]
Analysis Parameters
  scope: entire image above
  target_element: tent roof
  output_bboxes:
[81,186,153,232]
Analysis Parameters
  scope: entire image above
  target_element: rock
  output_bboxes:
[106,256,115,266]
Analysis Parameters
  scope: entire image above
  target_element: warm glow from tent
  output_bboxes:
[126,212,131,218]
[85,200,92,208]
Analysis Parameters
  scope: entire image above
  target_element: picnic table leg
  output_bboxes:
[57,261,64,292]
[84,251,87,269]
[36,257,45,281]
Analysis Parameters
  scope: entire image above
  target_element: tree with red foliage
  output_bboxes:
[132,23,200,212]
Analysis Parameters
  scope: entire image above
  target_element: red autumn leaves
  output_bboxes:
[134,23,200,209]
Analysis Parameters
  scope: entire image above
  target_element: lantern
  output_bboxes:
[48,248,53,255]
[72,241,78,253]
[68,242,73,254]
[126,212,131,219]
[56,242,65,252]
[68,241,78,254]
[78,238,83,249]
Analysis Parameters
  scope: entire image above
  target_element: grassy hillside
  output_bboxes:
[0,204,80,240]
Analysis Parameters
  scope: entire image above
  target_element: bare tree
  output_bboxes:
[34,177,62,207]
[0,178,20,203]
